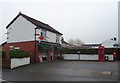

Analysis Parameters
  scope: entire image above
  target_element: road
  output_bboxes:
[2,60,119,81]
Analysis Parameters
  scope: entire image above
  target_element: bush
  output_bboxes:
[10,50,30,58]
[63,48,120,55]
[105,48,114,54]
[63,48,98,54]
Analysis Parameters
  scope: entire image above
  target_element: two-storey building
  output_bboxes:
[3,12,63,63]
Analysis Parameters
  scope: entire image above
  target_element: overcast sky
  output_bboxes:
[0,0,119,44]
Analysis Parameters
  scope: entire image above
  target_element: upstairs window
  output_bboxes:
[41,29,46,40]
[56,34,60,43]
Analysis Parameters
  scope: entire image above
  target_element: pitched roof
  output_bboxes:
[1,41,7,46]
[6,12,63,35]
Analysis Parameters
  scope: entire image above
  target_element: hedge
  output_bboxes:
[63,48,120,55]
[63,48,97,54]
[10,50,30,58]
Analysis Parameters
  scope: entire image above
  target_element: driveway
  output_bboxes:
[2,60,119,81]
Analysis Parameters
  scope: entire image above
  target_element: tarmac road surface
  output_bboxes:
[2,60,119,81]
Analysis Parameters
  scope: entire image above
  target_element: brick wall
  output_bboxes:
[2,41,39,63]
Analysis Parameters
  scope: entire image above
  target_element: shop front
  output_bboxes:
[38,41,63,62]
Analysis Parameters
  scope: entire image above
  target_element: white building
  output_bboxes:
[6,12,63,44]
[101,37,118,48]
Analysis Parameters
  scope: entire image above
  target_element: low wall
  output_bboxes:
[11,57,30,69]
[80,54,98,60]
[105,55,113,61]
[63,54,78,60]
[62,54,113,61]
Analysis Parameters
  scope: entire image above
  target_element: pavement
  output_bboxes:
[2,60,119,81]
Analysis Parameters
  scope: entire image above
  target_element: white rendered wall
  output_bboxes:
[105,55,113,61]
[7,15,62,43]
[36,29,62,43]
[59,36,62,44]
[62,54,113,61]
[80,55,98,60]
[7,15,36,43]
[36,29,41,41]
[62,54,98,60]
[11,57,30,69]
[46,31,57,43]
[63,54,78,60]
[108,55,113,61]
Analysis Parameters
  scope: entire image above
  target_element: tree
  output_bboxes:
[68,39,74,45]
[68,39,84,46]
[74,39,84,46]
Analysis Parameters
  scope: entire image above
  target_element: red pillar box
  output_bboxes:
[113,50,117,60]
[98,46,105,61]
